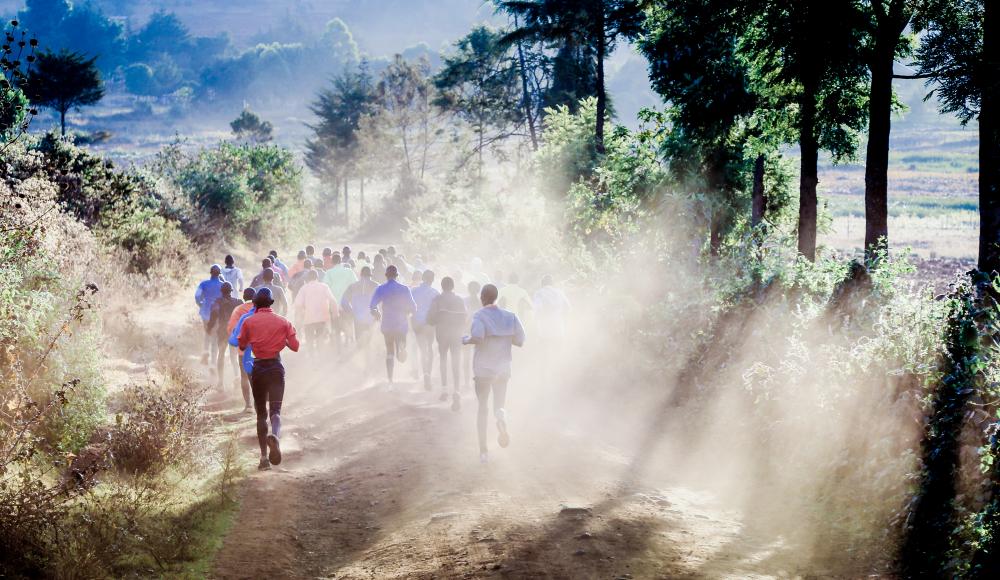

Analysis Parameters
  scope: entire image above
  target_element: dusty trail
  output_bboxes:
[206,355,804,579]
[120,271,815,579]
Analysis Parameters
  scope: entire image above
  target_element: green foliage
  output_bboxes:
[535,97,601,194]
[306,63,376,182]
[25,49,104,135]
[434,26,523,168]
[230,107,273,143]
[158,141,311,244]
[913,0,984,124]
[0,19,38,139]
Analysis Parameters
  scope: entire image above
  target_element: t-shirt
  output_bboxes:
[324,265,359,302]
[370,279,416,335]
[342,278,379,325]
[209,296,242,340]
[221,266,244,292]
[470,305,525,378]
[410,283,440,326]
[427,291,467,342]
[293,280,338,326]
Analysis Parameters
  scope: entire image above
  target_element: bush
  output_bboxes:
[110,379,207,476]
[156,140,312,244]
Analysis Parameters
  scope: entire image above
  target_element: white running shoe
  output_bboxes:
[480,452,489,464]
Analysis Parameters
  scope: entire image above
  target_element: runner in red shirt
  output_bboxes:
[237,287,300,471]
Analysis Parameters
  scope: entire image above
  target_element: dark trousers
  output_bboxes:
[251,359,285,455]
[438,337,462,389]
[474,376,508,453]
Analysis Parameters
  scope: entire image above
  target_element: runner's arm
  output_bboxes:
[285,321,300,352]
[237,318,251,351]
[513,315,526,348]
[464,315,485,345]
[195,282,204,306]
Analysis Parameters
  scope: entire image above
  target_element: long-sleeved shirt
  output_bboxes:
[195,276,225,322]
[272,258,290,278]
[222,266,244,292]
[410,283,440,326]
[369,279,416,335]
[470,305,525,378]
[293,280,339,326]
[228,302,254,335]
[259,283,289,317]
[342,278,379,325]
[237,307,299,360]
[324,265,359,302]
[230,308,256,373]
[288,259,307,279]
[427,291,467,342]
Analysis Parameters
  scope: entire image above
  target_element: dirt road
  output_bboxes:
[204,350,809,579]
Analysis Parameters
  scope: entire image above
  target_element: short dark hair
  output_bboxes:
[361,266,372,277]
[322,247,333,257]
[262,258,272,269]
[307,269,319,282]
[422,269,434,284]
[243,288,256,301]
[297,250,307,260]
[385,264,398,279]
[262,267,275,281]
[481,284,498,305]
[221,281,233,295]
[225,254,234,267]
[441,276,454,291]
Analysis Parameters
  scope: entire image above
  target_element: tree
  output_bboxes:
[741,0,870,261]
[26,49,103,136]
[860,0,919,262]
[230,107,273,143]
[912,1,998,275]
[640,0,760,254]
[433,26,523,175]
[375,55,444,179]
[498,0,643,154]
[306,63,377,222]
[0,19,39,144]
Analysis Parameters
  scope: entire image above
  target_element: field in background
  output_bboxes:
[819,124,979,259]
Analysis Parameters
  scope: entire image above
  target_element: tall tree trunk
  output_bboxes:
[751,154,767,228]
[344,178,349,228]
[594,13,607,155]
[981,0,1000,275]
[513,15,539,151]
[865,2,910,265]
[798,90,820,261]
[360,178,365,222]
[332,178,340,219]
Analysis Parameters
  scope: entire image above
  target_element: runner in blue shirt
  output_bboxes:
[410,269,440,390]
[195,264,225,365]
[370,265,417,388]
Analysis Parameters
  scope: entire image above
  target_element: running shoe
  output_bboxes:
[242,404,253,414]
[479,452,489,464]
[258,456,271,471]
[267,434,282,466]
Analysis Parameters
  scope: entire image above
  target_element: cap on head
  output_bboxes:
[221,281,233,295]
[210,264,222,276]
[385,265,398,279]
[441,276,454,291]
[481,284,498,306]
[225,254,234,267]
[253,287,275,308]
[269,250,278,258]
[422,269,434,284]
[243,288,257,301]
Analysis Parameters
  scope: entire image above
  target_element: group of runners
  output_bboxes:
[194,245,569,468]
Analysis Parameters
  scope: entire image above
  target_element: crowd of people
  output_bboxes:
[194,244,570,468]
